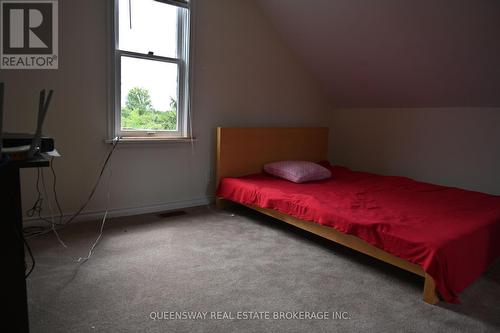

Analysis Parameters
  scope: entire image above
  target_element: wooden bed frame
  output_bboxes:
[215,127,439,304]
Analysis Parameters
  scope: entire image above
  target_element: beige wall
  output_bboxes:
[0,0,330,221]
[328,108,500,195]
[258,0,500,108]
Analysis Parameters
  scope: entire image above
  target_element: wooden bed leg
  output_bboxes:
[423,273,439,304]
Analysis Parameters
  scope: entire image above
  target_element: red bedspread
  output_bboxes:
[217,165,500,303]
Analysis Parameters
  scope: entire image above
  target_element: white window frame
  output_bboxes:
[107,0,192,140]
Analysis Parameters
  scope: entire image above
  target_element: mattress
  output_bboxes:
[216,165,500,303]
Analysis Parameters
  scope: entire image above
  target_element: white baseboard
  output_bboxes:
[24,196,214,227]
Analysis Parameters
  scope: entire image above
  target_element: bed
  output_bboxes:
[215,127,500,304]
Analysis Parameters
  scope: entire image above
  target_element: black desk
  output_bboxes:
[2,155,49,333]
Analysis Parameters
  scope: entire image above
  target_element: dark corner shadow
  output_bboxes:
[227,204,500,330]
[437,259,500,330]
[484,260,500,285]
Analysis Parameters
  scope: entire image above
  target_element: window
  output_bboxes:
[109,0,191,139]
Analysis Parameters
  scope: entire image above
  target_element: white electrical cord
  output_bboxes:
[24,136,120,274]
[77,162,113,263]
[63,137,119,226]
[40,169,67,248]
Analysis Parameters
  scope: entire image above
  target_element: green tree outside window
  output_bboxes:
[121,87,177,130]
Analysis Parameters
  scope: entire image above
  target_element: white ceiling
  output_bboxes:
[257,0,500,107]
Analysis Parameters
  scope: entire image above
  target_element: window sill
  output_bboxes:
[104,137,197,144]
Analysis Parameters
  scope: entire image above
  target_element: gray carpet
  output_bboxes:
[26,205,500,333]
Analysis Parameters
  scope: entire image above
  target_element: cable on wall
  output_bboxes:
[24,161,65,239]
[63,136,120,226]
[40,168,67,248]
[25,138,120,247]
[77,161,113,263]
[50,157,64,224]
[26,169,48,222]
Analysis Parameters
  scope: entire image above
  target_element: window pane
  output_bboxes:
[121,56,178,131]
[118,0,178,58]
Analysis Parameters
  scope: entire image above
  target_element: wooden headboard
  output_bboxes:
[216,127,329,184]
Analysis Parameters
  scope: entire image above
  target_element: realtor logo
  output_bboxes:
[1,0,58,69]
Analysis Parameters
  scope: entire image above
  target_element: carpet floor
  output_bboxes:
[26,205,500,332]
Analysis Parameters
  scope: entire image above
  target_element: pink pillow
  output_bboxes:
[263,160,332,183]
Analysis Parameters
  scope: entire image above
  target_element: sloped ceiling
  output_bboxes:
[257,0,500,107]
